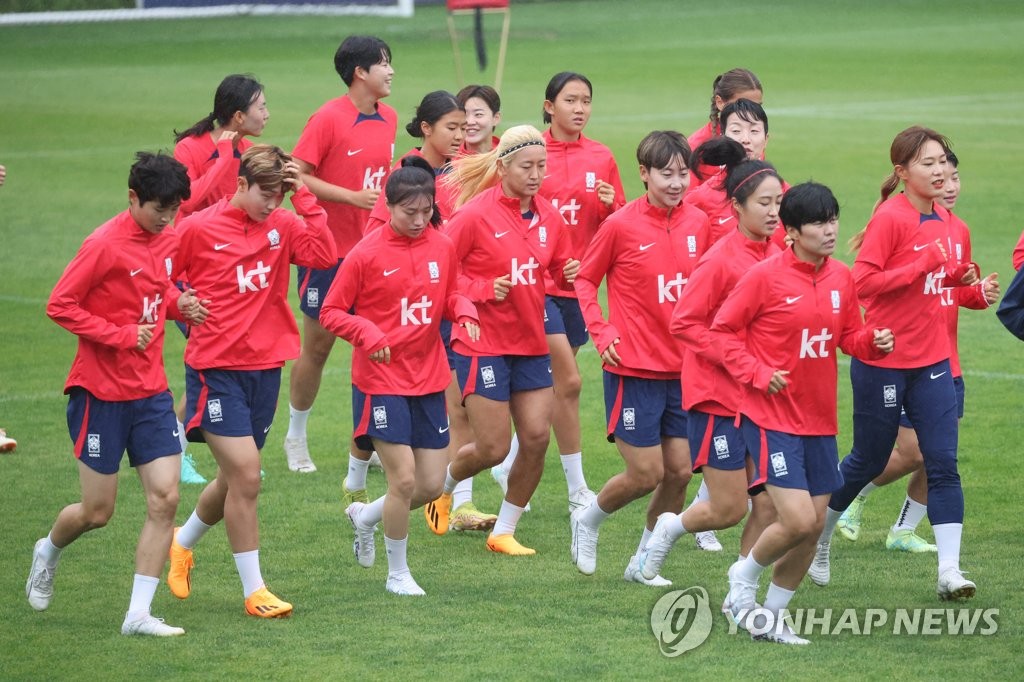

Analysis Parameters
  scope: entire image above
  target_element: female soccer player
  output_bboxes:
[493,72,626,514]
[457,84,502,155]
[570,131,705,583]
[167,145,337,618]
[424,125,579,555]
[637,147,784,581]
[808,126,980,601]
[322,165,479,595]
[28,152,205,636]
[688,68,763,188]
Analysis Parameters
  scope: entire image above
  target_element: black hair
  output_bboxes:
[387,161,441,228]
[129,152,191,206]
[708,68,762,129]
[334,35,392,87]
[456,84,501,114]
[946,149,959,168]
[174,74,263,143]
[718,98,769,135]
[779,181,839,231]
[542,71,593,124]
[636,130,691,170]
[725,159,782,205]
[405,90,464,138]
[689,136,747,182]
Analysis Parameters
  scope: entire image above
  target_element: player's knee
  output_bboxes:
[713,498,748,527]
[554,370,582,400]
[631,461,664,492]
[661,461,692,489]
[388,469,417,500]
[514,429,550,458]
[84,505,114,529]
[147,486,179,520]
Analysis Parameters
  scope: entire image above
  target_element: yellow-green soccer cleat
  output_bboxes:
[836,495,866,541]
[449,501,497,532]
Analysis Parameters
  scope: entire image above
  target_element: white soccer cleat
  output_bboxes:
[121,614,186,637]
[0,428,17,454]
[345,502,376,568]
[568,486,597,515]
[284,436,317,473]
[26,539,56,611]
[751,616,810,645]
[623,554,672,587]
[694,530,723,552]
[725,559,760,631]
[570,506,599,575]
[490,464,529,511]
[638,513,680,580]
[386,572,425,596]
[937,567,976,601]
[368,451,382,470]
[807,541,831,586]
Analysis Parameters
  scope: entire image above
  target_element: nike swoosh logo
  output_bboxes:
[639,243,655,251]
[494,231,510,239]
[214,243,232,251]
[930,371,947,380]
[786,296,803,305]
[383,268,400,276]
[263,425,272,433]
[718,216,734,225]
[438,425,450,434]
[913,244,929,251]
[130,268,143,277]
[347,149,362,156]
[172,429,180,437]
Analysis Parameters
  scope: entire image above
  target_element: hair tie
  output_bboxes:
[734,167,775,192]
[498,139,544,159]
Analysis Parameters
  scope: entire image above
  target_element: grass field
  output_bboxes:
[2,0,1023,679]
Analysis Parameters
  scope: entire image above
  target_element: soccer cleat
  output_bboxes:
[342,483,369,508]
[886,529,937,553]
[568,486,597,515]
[345,502,377,568]
[937,568,976,601]
[121,614,185,637]
[244,587,293,618]
[570,506,599,575]
[638,513,680,580]
[0,428,17,453]
[491,465,530,512]
[167,528,195,599]
[386,572,426,596]
[694,530,723,552]
[486,533,536,556]
[367,451,383,470]
[807,541,831,586]
[424,493,452,536]
[283,436,317,473]
[180,453,207,485]
[624,554,672,587]
[449,501,497,532]
[725,560,760,631]
[836,495,866,541]
[26,539,56,611]
[751,617,811,645]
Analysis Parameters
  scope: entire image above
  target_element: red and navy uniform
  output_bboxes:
[173,134,253,222]
[1014,228,1024,271]
[684,170,790,246]
[364,148,460,233]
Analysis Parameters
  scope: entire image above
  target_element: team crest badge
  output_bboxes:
[165,257,173,277]
[306,287,319,309]
[713,435,729,459]
[770,451,788,476]
[267,229,281,248]
[207,399,223,422]
[87,433,101,456]
[883,384,897,408]
[585,172,596,190]
[623,408,636,430]
[428,261,440,281]
[831,290,841,312]
[481,365,497,388]
[539,226,547,245]
[373,406,388,428]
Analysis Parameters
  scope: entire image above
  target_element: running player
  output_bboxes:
[808,126,980,601]
[322,165,479,594]
[688,68,763,189]
[424,125,579,555]
[285,35,397,473]
[570,130,705,584]
[28,152,205,636]
[493,72,626,514]
[167,145,337,618]
[457,84,502,155]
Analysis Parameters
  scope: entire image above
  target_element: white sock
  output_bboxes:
[359,496,385,528]
[384,535,410,576]
[176,418,189,455]
[560,452,587,492]
[663,514,687,541]
[637,527,654,554]
[452,477,474,509]
[233,549,264,598]
[492,499,526,536]
[736,553,767,585]
[345,453,370,491]
[443,465,459,495]
[40,534,63,566]
[126,574,159,619]
[858,482,878,498]
[580,500,610,529]
[819,507,843,544]
[176,510,214,550]
[501,433,520,471]
[892,496,928,533]
[286,405,310,440]
[689,478,710,508]
[934,522,963,575]
[763,582,796,614]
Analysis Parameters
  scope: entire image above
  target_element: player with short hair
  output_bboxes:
[285,35,398,473]
[167,144,337,618]
[456,84,502,155]
[28,152,206,636]
[570,130,705,584]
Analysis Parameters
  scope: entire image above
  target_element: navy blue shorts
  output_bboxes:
[296,259,343,320]
[742,416,843,497]
[452,352,553,402]
[184,366,281,449]
[66,388,179,474]
[439,319,457,369]
[544,295,589,348]
[352,386,449,451]
[603,371,688,447]
[900,374,965,427]
[688,409,748,473]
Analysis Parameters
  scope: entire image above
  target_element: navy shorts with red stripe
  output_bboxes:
[688,409,748,473]
[603,371,687,448]
[543,295,589,348]
[184,365,280,449]
[352,386,449,451]
[741,415,843,497]
[66,387,179,474]
[296,258,343,320]
[452,351,552,402]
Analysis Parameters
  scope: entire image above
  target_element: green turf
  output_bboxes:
[1,0,1023,679]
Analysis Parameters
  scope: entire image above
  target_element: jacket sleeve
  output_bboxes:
[547,215,575,292]
[670,259,727,366]
[853,213,946,298]
[319,252,388,353]
[708,271,775,392]
[446,209,495,303]
[997,265,1024,341]
[288,186,338,268]
[443,240,479,324]
[836,272,887,361]
[175,137,236,217]
[575,219,619,354]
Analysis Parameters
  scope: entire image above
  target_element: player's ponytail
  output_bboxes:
[446,124,545,209]
[690,136,747,183]
[709,68,762,130]
[174,74,264,143]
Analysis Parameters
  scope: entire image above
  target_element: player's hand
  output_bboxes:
[214,129,238,145]
[462,321,481,342]
[0,164,6,187]
[494,274,512,301]
[369,345,391,364]
[960,263,979,286]
[596,180,616,208]
[766,370,789,394]
[351,188,381,210]
[136,323,156,350]
[282,161,304,193]
[873,328,895,354]
[600,338,622,367]
[982,272,1001,304]
[563,258,580,284]
[177,288,211,325]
